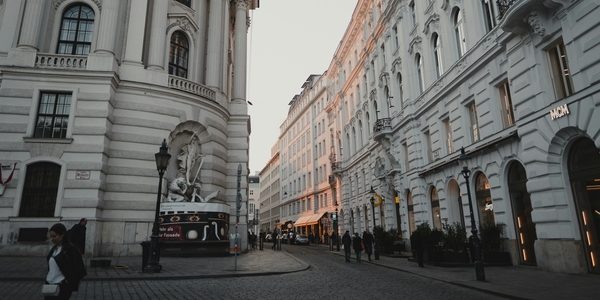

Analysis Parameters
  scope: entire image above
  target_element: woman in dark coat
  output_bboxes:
[352,233,363,263]
[45,223,87,299]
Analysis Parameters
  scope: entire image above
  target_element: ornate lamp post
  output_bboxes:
[369,186,380,260]
[143,139,171,273]
[459,147,485,281]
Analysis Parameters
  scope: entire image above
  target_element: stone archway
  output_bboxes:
[567,137,600,274]
[507,161,537,265]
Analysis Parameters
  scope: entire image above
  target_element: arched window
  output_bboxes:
[416,54,425,93]
[358,120,364,147]
[57,4,95,55]
[433,33,444,78]
[169,32,189,78]
[396,73,403,107]
[352,127,357,154]
[176,0,191,7]
[454,9,467,58]
[19,162,62,217]
[366,112,371,137]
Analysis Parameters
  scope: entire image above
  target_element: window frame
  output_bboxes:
[433,33,444,78]
[56,3,96,56]
[169,31,190,78]
[468,102,480,142]
[27,88,78,141]
[498,80,516,128]
[14,158,67,219]
[454,9,467,58]
[547,40,575,100]
[416,53,425,94]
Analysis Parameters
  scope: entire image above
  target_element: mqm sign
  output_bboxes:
[550,103,569,120]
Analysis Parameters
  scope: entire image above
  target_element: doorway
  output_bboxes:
[508,162,537,265]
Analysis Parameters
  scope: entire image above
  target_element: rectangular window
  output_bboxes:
[469,103,480,142]
[547,41,574,100]
[402,142,409,171]
[35,92,72,138]
[498,81,515,128]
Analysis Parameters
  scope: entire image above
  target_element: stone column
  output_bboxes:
[0,0,24,54]
[232,0,249,103]
[205,0,224,89]
[95,0,119,55]
[147,0,168,70]
[123,0,148,65]
[17,0,44,50]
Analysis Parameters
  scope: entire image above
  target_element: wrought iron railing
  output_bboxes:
[497,0,518,19]
[374,117,392,134]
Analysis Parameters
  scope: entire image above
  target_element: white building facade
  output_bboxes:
[258,142,280,234]
[309,0,600,275]
[0,0,257,256]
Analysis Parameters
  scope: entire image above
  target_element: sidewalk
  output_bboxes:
[0,248,308,281]
[324,245,599,300]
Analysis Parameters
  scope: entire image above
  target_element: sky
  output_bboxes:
[247,0,359,174]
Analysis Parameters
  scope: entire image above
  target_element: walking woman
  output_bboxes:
[352,232,363,263]
[45,223,87,299]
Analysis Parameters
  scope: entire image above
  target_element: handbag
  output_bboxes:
[41,284,60,296]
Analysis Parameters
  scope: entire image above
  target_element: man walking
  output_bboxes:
[362,230,374,261]
[342,230,352,262]
[271,229,278,250]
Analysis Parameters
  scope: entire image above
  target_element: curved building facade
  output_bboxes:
[0,0,257,256]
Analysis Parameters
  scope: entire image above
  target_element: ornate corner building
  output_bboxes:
[270,0,600,275]
[0,0,258,256]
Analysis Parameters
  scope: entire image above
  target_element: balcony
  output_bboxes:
[169,75,216,101]
[35,54,87,69]
[497,0,569,36]
[373,117,392,139]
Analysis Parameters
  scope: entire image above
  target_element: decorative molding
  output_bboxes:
[167,17,198,45]
[525,10,546,37]
[378,72,390,88]
[53,0,102,11]
[391,57,402,73]
[408,35,422,55]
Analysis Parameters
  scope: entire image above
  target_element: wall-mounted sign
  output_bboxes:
[550,103,569,120]
[75,170,90,180]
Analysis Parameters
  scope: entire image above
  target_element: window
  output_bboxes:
[469,103,480,142]
[169,32,189,78]
[482,0,497,32]
[381,44,386,66]
[444,119,454,154]
[176,0,191,7]
[34,92,72,138]
[416,54,425,93]
[19,162,61,217]
[396,73,403,107]
[249,190,254,196]
[499,81,515,128]
[410,1,417,27]
[548,41,574,100]
[433,34,444,78]
[57,4,95,55]
[454,9,467,58]
[425,131,433,163]
[392,25,399,49]
[249,203,254,214]
[403,142,409,171]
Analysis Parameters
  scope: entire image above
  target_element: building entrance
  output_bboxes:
[508,162,537,265]
[568,138,600,274]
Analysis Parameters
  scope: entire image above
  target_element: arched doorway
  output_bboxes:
[508,161,537,265]
[568,138,600,274]
[431,187,442,230]
[475,172,494,226]
[407,189,415,234]
[448,179,465,227]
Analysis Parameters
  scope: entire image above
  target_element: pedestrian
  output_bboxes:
[352,233,363,263]
[271,230,278,250]
[67,218,87,254]
[251,232,257,250]
[362,230,374,261]
[44,223,87,299]
[411,230,425,267]
[342,230,352,262]
[309,232,314,244]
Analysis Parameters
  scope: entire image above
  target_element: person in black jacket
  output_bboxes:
[342,230,352,262]
[362,230,374,261]
[68,218,87,254]
[352,233,363,263]
[46,223,87,299]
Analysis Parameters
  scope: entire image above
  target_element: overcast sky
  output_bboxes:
[247,0,359,174]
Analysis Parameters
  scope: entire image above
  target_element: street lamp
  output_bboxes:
[143,139,171,273]
[333,202,340,251]
[369,186,380,260]
[459,147,485,281]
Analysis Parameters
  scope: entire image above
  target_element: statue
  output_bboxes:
[165,132,219,202]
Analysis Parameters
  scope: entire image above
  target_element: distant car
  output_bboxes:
[294,234,310,245]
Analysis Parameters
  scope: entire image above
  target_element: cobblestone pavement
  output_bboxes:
[0,242,598,299]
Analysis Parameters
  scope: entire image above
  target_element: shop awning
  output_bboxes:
[293,215,312,227]
[305,212,327,226]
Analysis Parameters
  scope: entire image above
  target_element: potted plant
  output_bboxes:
[384,228,401,254]
[479,222,512,265]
